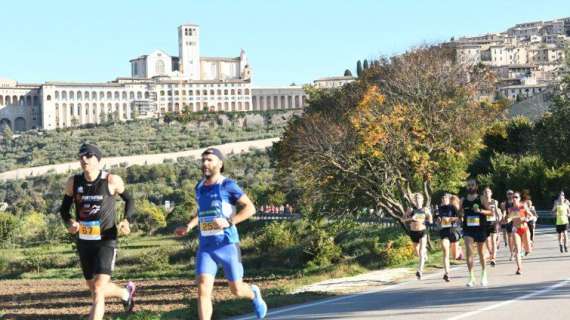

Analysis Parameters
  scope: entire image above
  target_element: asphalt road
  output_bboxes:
[234,226,570,320]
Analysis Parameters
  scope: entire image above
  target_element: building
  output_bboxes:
[0,24,307,132]
[313,76,356,89]
[448,16,569,101]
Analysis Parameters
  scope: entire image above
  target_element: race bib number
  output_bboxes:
[466,216,480,227]
[487,215,496,222]
[79,220,101,240]
[199,209,224,237]
[441,217,452,228]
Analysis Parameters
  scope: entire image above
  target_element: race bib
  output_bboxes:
[487,215,496,222]
[199,209,224,237]
[412,213,425,223]
[441,217,452,228]
[79,220,101,240]
[466,216,480,227]
[508,211,520,223]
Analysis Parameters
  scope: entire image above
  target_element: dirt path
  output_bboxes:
[0,278,283,319]
[0,138,278,181]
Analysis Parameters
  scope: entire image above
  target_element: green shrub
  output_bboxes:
[135,200,167,235]
[0,212,19,246]
[138,248,172,271]
[21,246,56,273]
[19,211,48,243]
[0,253,10,274]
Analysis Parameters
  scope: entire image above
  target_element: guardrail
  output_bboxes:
[251,213,301,221]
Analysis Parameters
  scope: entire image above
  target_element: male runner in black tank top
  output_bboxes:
[60,143,136,320]
[460,178,493,287]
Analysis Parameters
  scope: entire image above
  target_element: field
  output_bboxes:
[0,222,428,319]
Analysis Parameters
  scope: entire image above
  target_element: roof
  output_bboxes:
[201,56,240,62]
[499,83,550,89]
[314,76,355,82]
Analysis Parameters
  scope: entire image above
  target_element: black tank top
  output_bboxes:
[73,171,117,241]
[462,196,485,230]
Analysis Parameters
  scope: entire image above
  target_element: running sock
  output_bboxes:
[481,270,488,286]
[467,271,475,286]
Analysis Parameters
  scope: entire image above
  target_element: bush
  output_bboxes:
[19,211,48,243]
[21,246,56,273]
[135,200,167,235]
[0,253,10,274]
[300,218,342,268]
[138,247,172,271]
[256,222,296,254]
[0,212,19,246]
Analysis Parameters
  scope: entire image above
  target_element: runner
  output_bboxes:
[449,195,464,260]
[59,143,136,320]
[507,192,533,275]
[500,190,516,261]
[481,187,502,267]
[460,178,491,287]
[175,147,267,319]
[436,193,461,282]
[405,192,433,280]
[553,191,570,253]
[521,190,538,245]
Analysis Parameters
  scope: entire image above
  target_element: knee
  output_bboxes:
[198,281,213,300]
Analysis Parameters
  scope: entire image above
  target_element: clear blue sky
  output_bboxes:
[0,0,567,86]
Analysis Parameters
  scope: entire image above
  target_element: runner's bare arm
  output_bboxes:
[108,174,134,234]
[229,194,256,225]
[175,214,198,236]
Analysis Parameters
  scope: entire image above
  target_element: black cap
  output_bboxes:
[202,147,225,172]
[79,143,102,161]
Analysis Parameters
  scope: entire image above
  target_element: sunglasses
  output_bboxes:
[513,196,520,199]
[79,153,96,159]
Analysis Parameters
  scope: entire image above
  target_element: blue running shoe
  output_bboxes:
[251,284,267,319]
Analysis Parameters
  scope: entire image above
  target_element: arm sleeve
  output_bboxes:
[224,180,245,205]
[59,195,74,226]
[119,190,135,223]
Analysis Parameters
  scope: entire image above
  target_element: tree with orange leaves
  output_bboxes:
[275,45,504,231]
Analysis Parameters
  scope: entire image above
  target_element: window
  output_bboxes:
[70,91,75,100]
[114,92,119,100]
[203,90,208,95]
[130,92,135,99]
[55,91,60,100]
[47,95,52,101]
[155,60,165,75]
[107,91,112,99]
[137,92,142,99]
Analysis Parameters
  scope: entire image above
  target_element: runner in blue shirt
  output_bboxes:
[175,147,267,319]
